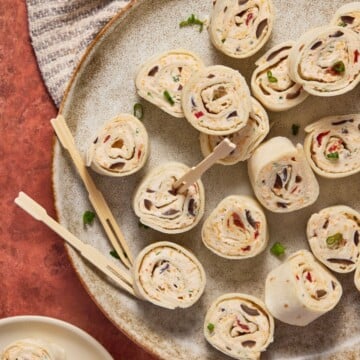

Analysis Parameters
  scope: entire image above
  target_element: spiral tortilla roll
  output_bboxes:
[182,65,252,135]
[355,263,360,291]
[204,293,274,360]
[307,205,360,273]
[209,0,275,59]
[1,338,66,360]
[202,196,268,259]
[304,114,360,178]
[288,26,360,96]
[135,49,204,118]
[265,249,343,326]
[86,114,149,177]
[251,41,309,111]
[331,2,360,35]
[133,162,205,234]
[132,241,206,309]
[248,136,320,213]
[199,98,269,165]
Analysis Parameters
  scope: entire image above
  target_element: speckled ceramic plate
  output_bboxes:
[0,316,113,359]
[53,0,360,359]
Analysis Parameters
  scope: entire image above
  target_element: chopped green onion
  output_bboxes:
[338,21,347,27]
[326,233,343,247]
[172,75,180,82]
[292,124,300,136]
[207,323,215,332]
[267,71,278,83]
[332,61,345,74]
[221,38,226,43]
[327,152,339,160]
[164,90,175,105]
[133,103,143,120]
[270,242,285,256]
[83,211,95,225]
[109,250,120,259]
[139,221,149,229]
[179,14,205,32]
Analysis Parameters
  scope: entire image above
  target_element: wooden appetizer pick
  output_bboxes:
[15,192,137,297]
[50,115,133,269]
[173,138,236,193]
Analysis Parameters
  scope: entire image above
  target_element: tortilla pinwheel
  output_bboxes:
[265,249,342,326]
[87,114,149,177]
[1,338,65,360]
[307,205,360,273]
[248,136,320,213]
[251,41,309,111]
[204,293,274,360]
[331,2,360,35]
[135,49,204,117]
[132,241,206,309]
[133,162,205,233]
[209,0,275,59]
[288,26,360,97]
[199,98,269,165]
[202,195,268,259]
[182,65,252,135]
[304,114,360,178]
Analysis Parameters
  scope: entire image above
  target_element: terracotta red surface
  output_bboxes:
[0,1,157,359]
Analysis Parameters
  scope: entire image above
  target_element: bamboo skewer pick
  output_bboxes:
[50,115,133,269]
[15,192,137,298]
[173,138,236,194]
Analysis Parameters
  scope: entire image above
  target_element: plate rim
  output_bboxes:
[0,315,113,359]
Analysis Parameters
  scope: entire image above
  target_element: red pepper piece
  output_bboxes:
[306,272,312,282]
[325,68,338,76]
[296,275,300,280]
[354,50,360,63]
[316,131,330,146]
[104,135,111,143]
[328,140,342,153]
[137,150,142,159]
[241,245,251,252]
[246,13,253,26]
[237,320,249,331]
[232,212,245,230]
[194,111,204,119]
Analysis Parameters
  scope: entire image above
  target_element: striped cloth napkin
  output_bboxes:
[26,0,130,107]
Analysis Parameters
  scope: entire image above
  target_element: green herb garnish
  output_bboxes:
[332,61,345,74]
[221,38,226,43]
[133,103,144,120]
[327,152,339,160]
[338,21,347,27]
[172,75,180,82]
[270,242,285,256]
[207,323,215,332]
[139,221,149,229]
[267,70,278,83]
[292,124,300,136]
[326,233,343,248]
[83,210,95,225]
[163,90,175,105]
[109,250,121,259]
[179,14,205,32]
